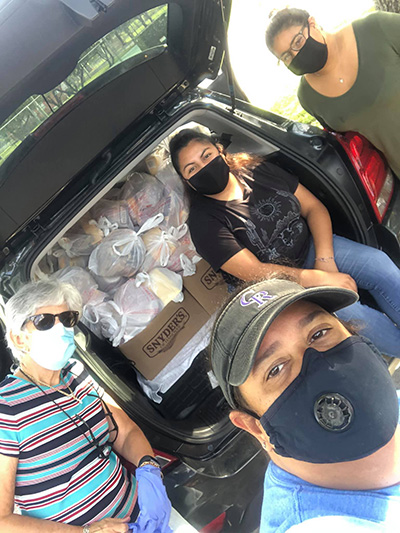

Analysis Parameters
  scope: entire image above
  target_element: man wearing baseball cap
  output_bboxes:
[210,278,400,532]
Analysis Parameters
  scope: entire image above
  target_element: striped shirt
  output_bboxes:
[0,360,137,525]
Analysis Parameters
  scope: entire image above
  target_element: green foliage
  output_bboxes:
[270,92,320,126]
[374,0,400,12]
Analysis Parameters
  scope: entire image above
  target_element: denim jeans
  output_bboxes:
[303,235,400,357]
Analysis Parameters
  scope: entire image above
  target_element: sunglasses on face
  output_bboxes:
[23,310,79,331]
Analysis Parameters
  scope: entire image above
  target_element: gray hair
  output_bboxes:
[4,279,82,358]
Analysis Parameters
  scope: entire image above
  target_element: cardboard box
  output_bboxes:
[119,260,229,380]
[183,259,229,314]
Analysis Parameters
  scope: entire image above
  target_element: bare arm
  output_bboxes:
[221,240,357,291]
[295,184,338,272]
[103,393,154,466]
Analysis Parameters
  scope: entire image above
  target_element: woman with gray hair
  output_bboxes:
[0,280,172,533]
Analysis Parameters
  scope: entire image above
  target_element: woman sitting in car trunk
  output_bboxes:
[169,128,400,358]
[0,279,172,533]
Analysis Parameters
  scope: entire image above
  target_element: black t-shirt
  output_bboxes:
[188,160,310,272]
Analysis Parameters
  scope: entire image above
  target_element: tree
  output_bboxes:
[374,0,400,12]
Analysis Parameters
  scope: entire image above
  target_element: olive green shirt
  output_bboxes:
[298,11,400,177]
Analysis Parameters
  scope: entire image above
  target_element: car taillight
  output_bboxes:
[335,131,394,222]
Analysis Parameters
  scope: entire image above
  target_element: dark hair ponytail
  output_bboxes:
[265,7,310,52]
[169,128,263,178]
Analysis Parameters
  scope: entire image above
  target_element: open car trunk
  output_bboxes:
[23,106,362,470]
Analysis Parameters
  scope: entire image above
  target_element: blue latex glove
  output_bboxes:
[128,465,172,533]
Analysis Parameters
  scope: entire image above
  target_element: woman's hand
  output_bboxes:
[300,269,358,292]
[313,257,339,273]
[88,517,130,532]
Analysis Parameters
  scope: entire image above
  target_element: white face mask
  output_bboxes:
[27,322,76,371]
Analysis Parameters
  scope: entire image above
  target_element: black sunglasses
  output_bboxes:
[23,310,79,331]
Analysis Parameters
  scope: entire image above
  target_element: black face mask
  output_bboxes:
[288,32,328,76]
[188,155,230,195]
[260,337,399,464]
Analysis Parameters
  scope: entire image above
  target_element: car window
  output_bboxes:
[0,4,168,167]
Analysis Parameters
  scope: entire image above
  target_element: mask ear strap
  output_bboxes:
[359,334,385,361]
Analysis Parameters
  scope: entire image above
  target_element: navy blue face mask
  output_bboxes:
[260,337,399,463]
[188,155,230,195]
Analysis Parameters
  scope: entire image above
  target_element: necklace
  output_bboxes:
[18,367,115,460]
[339,77,344,83]
[19,367,82,404]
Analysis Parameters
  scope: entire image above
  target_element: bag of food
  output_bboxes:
[52,248,89,270]
[57,233,99,258]
[140,224,180,271]
[88,229,145,278]
[120,172,167,226]
[88,215,163,278]
[52,266,104,305]
[113,279,163,343]
[91,272,126,295]
[72,212,104,244]
[144,139,170,176]
[91,199,134,230]
[89,216,119,237]
[81,300,122,343]
[136,267,183,307]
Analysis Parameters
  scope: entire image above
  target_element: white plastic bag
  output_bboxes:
[144,139,170,176]
[88,214,163,278]
[156,161,189,227]
[81,300,122,342]
[90,216,118,237]
[88,229,145,277]
[53,248,89,270]
[136,267,183,307]
[52,266,104,305]
[91,272,126,295]
[113,279,163,343]
[91,199,134,230]
[58,233,99,258]
[161,187,190,228]
[141,224,200,274]
[120,172,167,226]
[65,212,104,246]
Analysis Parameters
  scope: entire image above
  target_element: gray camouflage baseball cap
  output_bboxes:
[210,279,358,408]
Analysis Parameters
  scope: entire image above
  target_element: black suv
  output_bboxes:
[0,1,399,531]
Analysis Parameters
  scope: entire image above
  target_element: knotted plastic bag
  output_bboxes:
[113,279,163,343]
[140,224,186,272]
[88,215,163,278]
[81,299,122,342]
